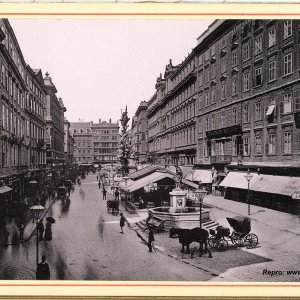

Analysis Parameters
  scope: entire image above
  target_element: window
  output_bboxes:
[211,115,215,130]
[243,137,249,156]
[284,131,292,154]
[255,67,262,86]
[283,53,293,76]
[205,91,210,106]
[221,114,225,127]
[211,63,216,79]
[242,42,250,61]
[232,75,238,95]
[232,109,237,124]
[232,50,238,67]
[244,104,249,122]
[232,138,237,156]
[268,133,276,154]
[268,27,276,47]
[205,67,210,83]
[205,117,209,131]
[283,21,292,39]
[255,101,262,120]
[243,72,250,91]
[211,88,216,103]
[254,36,262,55]
[199,71,203,86]
[221,57,226,73]
[221,83,226,100]
[255,134,262,154]
[269,60,276,81]
[283,93,292,114]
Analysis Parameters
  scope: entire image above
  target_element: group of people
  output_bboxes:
[37,219,53,241]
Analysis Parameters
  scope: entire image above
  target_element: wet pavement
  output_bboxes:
[0,174,213,281]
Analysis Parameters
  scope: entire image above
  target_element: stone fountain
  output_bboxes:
[147,170,211,229]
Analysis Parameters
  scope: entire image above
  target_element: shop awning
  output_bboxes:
[182,179,198,189]
[123,171,174,193]
[0,186,13,194]
[185,170,213,184]
[219,172,260,190]
[251,175,300,196]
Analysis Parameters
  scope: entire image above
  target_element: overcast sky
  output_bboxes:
[10,19,212,123]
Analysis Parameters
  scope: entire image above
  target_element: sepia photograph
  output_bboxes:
[0,14,299,287]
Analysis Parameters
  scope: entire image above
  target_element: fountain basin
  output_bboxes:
[148,206,210,229]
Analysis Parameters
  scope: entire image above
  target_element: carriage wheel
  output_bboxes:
[244,233,258,248]
[217,239,228,251]
[208,237,217,248]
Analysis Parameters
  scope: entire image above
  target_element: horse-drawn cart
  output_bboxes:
[146,216,166,232]
[208,216,258,251]
[107,200,119,215]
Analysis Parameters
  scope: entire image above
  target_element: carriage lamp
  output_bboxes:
[29,205,45,266]
[244,169,253,216]
[194,181,207,230]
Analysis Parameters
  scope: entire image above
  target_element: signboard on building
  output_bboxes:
[206,125,242,139]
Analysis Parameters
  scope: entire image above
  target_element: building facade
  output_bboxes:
[0,19,29,203]
[91,119,119,165]
[70,121,93,165]
[64,117,74,166]
[131,101,148,164]
[147,58,197,166]
[196,20,300,168]
[44,73,66,171]
[26,67,47,173]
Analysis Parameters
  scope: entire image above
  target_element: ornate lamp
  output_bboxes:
[193,181,207,229]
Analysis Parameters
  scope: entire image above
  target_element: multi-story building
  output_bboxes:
[70,119,119,166]
[44,73,66,171]
[131,101,148,164]
[25,66,47,174]
[0,19,30,203]
[70,121,93,165]
[147,58,197,166]
[143,19,300,214]
[91,119,119,165]
[64,117,74,166]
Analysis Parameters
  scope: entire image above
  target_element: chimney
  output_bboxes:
[99,118,101,124]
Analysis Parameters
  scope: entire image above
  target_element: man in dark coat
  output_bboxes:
[148,229,155,252]
[36,255,50,280]
[36,219,44,240]
[102,188,107,200]
[120,213,126,234]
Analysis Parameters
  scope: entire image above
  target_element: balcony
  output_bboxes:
[209,155,232,164]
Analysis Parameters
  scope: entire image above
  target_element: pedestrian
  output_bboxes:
[114,189,119,201]
[102,188,107,200]
[36,255,50,280]
[44,221,52,241]
[37,219,44,240]
[98,214,105,240]
[148,229,155,252]
[98,180,101,189]
[119,212,126,234]
[19,223,25,240]
[96,175,99,181]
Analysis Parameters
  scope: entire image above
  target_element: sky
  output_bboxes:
[10,19,212,123]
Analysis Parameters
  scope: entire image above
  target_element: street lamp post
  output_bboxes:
[244,169,253,216]
[193,181,207,229]
[29,205,45,266]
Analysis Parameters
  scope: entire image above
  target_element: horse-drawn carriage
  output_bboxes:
[107,200,119,215]
[57,186,69,199]
[208,216,258,251]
